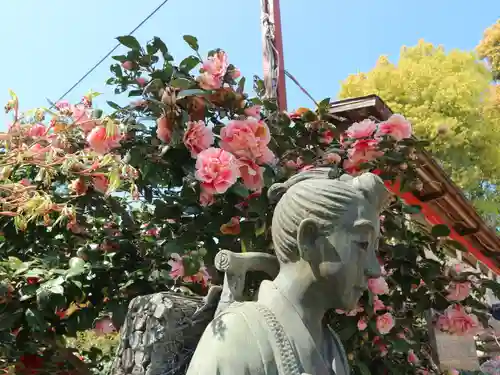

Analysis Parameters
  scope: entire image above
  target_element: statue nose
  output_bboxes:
[365,248,382,278]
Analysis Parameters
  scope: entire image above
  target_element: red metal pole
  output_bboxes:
[261,0,288,112]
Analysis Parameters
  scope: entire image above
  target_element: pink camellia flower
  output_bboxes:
[436,304,480,336]
[28,123,47,137]
[143,225,160,237]
[244,105,262,119]
[157,116,173,144]
[345,119,377,139]
[239,158,264,191]
[203,51,228,78]
[197,50,229,90]
[92,175,109,194]
[195,147,240,194]
[325,153,341,164]
[348,139,383,165]
[94,318,116,336]
[373,296,387,313]
[29,143,49,156]
[342,158,362,176]
[376,114,412,141]
[168,253,185,280]
[183,121,214,158]
[407,350,419,365]
[231,68,241,79]
[185,265,212,288]
[199,189,215,207]
[357,318,367,331]
[70,104,99,133]
[136,77,147,87]
[220,118,274,164]
[376,312,395,335]
[319,129,334,144]
[368,277,389,295]
[55,100,71,111]
[122,61,134,71]
[87,125,121,154]
[446,281,471,302]
[198,73,222,90]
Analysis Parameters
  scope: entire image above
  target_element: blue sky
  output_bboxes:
[0,0,498,119]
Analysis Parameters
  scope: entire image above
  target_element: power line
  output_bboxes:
[53,0,171,105]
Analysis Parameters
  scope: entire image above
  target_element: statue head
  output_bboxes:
[268,168,390,310]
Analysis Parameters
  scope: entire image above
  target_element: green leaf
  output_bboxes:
[180,56,200,73]
[482,279,500,299]
[50,285,64,295]
[154,199,182,219]
[390,339,411,352]
[338,323,357,340]
[230,183,249,198]
[128,89,143,97]
[0,309,22,330]
[431,224,451,237]
[111,55,127,63]
[356,362,371,375]
[116,35,141,50]
[442,239,468,252]
[241,239,248,253]
[151,37,171,60]
[25,308,48,331]
[19,284,38,301]
[237,76,246,94]
[107,101,123,110]
[402,204,421,214]
[183,35,199,51]
[177,89,213,99]
[318,97,331,109]
[170,78,193,90]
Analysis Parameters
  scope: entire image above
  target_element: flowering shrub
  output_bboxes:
[0,33,498,375]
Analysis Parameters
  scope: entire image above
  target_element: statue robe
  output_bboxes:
[186,281,350,375]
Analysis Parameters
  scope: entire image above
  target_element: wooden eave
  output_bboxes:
[329,95,500,274]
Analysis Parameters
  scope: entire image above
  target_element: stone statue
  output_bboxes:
[186,168,390,375]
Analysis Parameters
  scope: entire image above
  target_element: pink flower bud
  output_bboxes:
[136,77,147,87]
[122,61,134,71]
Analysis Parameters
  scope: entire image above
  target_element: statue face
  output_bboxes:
[315,202,382,310]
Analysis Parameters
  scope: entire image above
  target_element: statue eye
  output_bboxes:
[356,241,369,250]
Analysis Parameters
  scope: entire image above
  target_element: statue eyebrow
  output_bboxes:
[353,219,374,230]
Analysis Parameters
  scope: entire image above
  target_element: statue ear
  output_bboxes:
[297,218,319,261]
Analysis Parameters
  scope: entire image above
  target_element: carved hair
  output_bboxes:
[268,167,390,263]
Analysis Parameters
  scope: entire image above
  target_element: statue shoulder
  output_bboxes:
[186,302,273,375]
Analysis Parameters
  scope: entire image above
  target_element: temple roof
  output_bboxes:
[329,95,500,275]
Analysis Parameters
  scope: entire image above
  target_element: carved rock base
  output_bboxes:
[109,292,216,375]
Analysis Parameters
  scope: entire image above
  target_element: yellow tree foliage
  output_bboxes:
[477,19,500,79]
[339,40,500,192]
